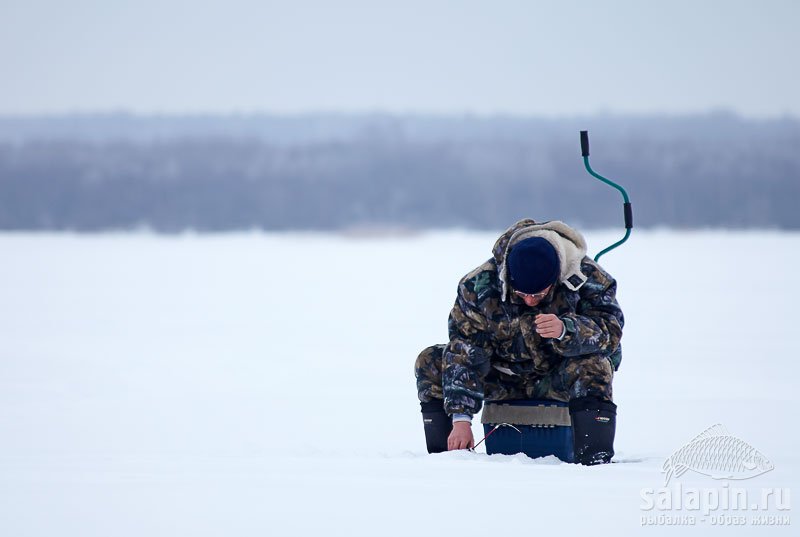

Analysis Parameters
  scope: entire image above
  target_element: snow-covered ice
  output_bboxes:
[0,229,797,535]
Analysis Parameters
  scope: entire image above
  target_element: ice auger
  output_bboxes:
[580,130,633,262]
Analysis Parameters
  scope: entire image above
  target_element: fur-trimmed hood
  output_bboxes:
[493,219,589,302]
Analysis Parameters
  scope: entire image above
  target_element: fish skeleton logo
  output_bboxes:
[662,424,774,485]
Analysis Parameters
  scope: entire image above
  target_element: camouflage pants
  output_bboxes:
[415,344,613,406]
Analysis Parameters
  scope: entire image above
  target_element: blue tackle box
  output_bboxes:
[481,399,574,462]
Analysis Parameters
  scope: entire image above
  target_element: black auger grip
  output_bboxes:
[624,202,633,229]
[580,130,590,157]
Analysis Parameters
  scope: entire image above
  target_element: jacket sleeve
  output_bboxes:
[442,279,495,416]
[551,262,624,358]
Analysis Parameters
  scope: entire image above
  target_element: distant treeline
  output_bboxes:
[0,112,797,231]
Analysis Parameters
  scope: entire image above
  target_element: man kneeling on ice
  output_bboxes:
[415,219,623,465]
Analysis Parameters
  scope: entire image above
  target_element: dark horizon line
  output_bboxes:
[1,223,798,234]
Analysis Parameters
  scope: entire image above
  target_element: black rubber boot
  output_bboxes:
[420,399,453,454]
[569,396,617,465]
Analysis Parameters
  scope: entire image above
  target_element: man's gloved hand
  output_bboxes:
[535,313,565,339]
[447,421,474,450]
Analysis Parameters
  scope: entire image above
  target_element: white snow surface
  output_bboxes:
[0,229,797,535]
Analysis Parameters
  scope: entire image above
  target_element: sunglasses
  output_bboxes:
[513,287,551,300]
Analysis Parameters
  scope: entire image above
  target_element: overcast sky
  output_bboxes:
[1,0,797,117]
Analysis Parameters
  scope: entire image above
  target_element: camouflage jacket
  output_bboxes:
[443,219,624,416]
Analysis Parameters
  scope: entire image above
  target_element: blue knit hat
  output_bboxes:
[507,237,560,294]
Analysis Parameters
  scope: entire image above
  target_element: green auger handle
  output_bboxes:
[580,130,632,262]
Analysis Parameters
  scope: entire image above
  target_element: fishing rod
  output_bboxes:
[580,130,633,262]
